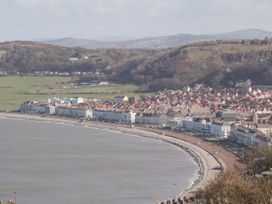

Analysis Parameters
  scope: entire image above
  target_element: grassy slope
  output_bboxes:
[0,76,69,110]
[0,76,149,111]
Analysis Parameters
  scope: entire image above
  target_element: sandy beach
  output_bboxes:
[0,112,240,203]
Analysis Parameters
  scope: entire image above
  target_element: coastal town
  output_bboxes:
[20,81,272,149]
[2,0,272,203]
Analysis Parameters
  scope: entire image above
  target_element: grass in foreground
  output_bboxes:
[0,76,152,111]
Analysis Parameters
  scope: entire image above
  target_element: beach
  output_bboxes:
[0,112,239,203]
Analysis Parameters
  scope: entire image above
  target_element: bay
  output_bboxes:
[0,118,198,204]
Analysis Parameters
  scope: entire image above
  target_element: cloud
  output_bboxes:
[13,0,66,7]
[0,0,272,41]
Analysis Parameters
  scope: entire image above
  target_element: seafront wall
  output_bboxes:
[0,113,222,204]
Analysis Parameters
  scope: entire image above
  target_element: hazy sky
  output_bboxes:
[0,0,271,41]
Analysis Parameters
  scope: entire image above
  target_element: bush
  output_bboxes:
[195,147,272,204]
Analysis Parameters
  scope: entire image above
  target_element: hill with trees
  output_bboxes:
[1,39,272,90]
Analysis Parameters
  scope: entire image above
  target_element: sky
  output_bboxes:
[0,0,271,41]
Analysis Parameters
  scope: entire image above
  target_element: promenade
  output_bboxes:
[138,127,240,173]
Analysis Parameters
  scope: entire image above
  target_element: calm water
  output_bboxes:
[0,118,198,204]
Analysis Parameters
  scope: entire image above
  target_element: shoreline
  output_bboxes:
[0,112,227,203]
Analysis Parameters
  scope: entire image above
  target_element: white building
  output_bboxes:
[124,110,136,123]
[231,128,269,146]
[20,101,56,115]
[192,119,205,133]
[192,118,211,136]
[70,107,92,118]
[257,124,272,138]
[93,110,136,123]
[182,118,194,131]
[136,114,167,126]
[47,97,72,106]
[210,122,232,138]
[182,117,211,135]
[55,106,92,118]
[167,118,183,129]
[55,106,71,117]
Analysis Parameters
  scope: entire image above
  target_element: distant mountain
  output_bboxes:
[99,36,136,41]
[44,29,272,49]
[213,29,272,40]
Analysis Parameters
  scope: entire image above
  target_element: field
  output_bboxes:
[0,76,150,111]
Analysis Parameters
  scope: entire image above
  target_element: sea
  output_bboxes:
[0,118,198,204]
